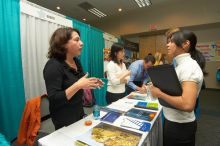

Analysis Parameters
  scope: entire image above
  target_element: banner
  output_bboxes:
[196,42,220,61]
[20,1,72,27]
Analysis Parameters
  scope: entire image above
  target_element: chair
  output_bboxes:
[34,95,53,146]
[13,95,53,146]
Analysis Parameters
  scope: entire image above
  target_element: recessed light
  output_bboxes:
[83,18,86,21]
[118,8,122,12]
[56,6,60,10]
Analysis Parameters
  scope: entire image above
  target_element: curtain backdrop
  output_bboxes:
[88,26,104,78]
[69,18,106,105]
[0,0,25,141]
[72,18,90,73]
[89,27,105,105]
[20,13,63,99]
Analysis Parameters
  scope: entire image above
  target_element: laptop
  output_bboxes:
[147,64,182,109]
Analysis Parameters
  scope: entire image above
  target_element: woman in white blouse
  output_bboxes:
[106,43,130,104]
[149,30,203,146]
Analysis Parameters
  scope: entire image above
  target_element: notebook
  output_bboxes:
[147,64,182,109]
[135,101,158,110]
[100,111,120,123]
[124,108,156,121]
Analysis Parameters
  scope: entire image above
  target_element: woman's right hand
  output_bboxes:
[76,73,102,89]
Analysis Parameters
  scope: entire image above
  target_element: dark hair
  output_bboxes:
[47,27,80,60]
[110,43,124,64]
[144,55,155,64]
[171,30,207,75]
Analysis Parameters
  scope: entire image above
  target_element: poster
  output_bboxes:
[196,42,220,61]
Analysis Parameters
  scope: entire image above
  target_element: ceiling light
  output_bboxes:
[88,8,107,18]
[118,8,122,12]
[56,6,60,10]
[134,0,151,7]
[78,2,107,18]
[83,18,86,21]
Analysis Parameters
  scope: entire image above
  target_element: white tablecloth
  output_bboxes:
[38,97,163,146]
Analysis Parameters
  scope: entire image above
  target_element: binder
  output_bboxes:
[147,64,182,109]
[125,108,156,121]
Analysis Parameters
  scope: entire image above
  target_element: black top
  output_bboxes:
[43,57,85,129]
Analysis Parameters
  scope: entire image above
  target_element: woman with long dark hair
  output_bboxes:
[106,43,130,104]
[149,30,204,146]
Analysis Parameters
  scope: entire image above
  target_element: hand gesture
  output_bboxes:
[76,74,104,89]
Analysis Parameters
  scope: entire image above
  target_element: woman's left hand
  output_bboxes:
[96,78,104,88]
[149,85,162,98]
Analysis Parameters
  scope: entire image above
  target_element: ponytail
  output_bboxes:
[190,49,207,75]
[171,30,207,75]
[182,30,207,75]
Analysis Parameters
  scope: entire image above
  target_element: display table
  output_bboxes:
[38,95,163,146]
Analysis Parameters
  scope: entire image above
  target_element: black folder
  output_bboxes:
[147,64,182,109]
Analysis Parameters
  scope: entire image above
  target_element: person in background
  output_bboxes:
[126,55,155,94]
[149,30,204,146]
[161,53,168,64]
[154,52,164,65]
[106,43,130,104]
[43,27,103,130]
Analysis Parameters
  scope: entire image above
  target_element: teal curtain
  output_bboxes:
[67,17,106,105]
[93,78,108,106]
[118,37,123,44]
[88,26,104,78]
[71,18,90,73]
[0,133,9,146]
[0,0,25,141]
[68,18,104,77]
[88,27,105,105]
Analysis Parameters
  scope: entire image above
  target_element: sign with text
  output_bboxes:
[197,42,220,61]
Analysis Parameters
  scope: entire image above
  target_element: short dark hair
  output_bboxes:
[144,55,155,64]
[110,43,124,64]
[47,27,80,60]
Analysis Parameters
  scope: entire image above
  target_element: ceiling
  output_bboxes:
[27,0,170,23]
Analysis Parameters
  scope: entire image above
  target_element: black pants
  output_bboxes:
[126,81,143,94]
[163,118,197,146]
[106,91,125,105]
